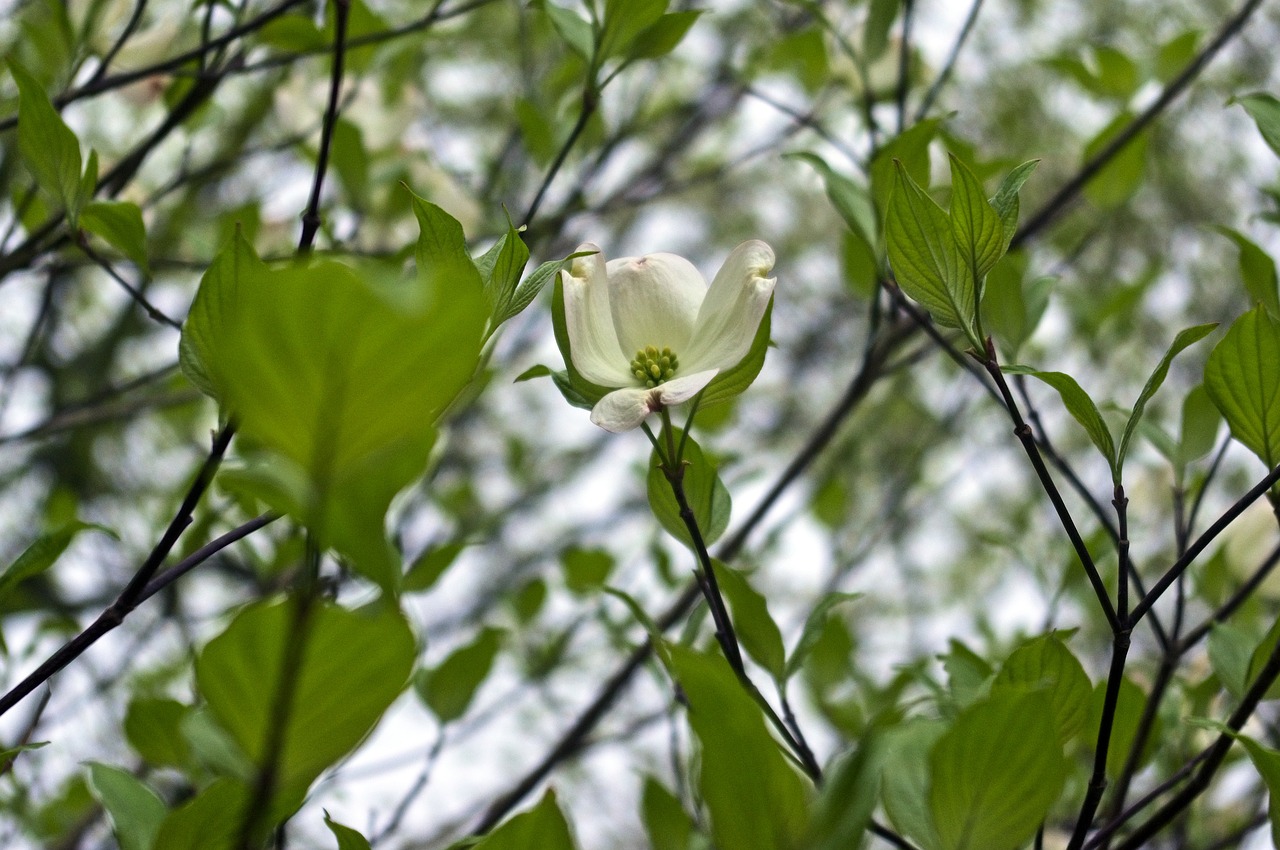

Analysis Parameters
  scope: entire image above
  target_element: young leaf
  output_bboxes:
[667,644,810,850]
[786,152,878,251]
[1204,306,1280,469]
[539,2,594,61]
[418,627,504,724]
[195,599,416,803]
[1231,92,1280,160]
[716,561,786,682]
[11,62,84,223]
[646,428,732,549]
[1004,366,1117,477]
[1115,323,1217,475]
[561,546,615,595]
[886,162,973,342]
[85,763,166,850]
[941,639,994,708]
[600,0,666,60]
[929,690,1067,850]
[403,542,467,593]
[948,154,1004,286]
[990,160,1039,255]
[991,633,1092,745]
[474,790,578,850]
[124,697,192,768]
[1211,226,1280,318]
[1209,621,1255,700]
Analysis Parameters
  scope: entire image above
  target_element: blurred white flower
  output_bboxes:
[561,241,776,432]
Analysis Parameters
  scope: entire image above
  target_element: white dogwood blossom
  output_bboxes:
[560,241,776,432]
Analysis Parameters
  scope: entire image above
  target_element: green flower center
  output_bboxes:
[630,346,679,388]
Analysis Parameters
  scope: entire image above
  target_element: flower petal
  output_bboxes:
[654,369,719,407]
[606,253,705,357]
[683,240,776,372]
[562,244,633,387]
[589,387,654,432]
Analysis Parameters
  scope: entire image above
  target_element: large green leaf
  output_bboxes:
[180,231,486,590]
[929,690,1067,850]
[886,162,973,341]
[991,633,1092,745]
[152,778,293,850]
[667,644,810,850]
[805,739,880,850]
[646,428,732,549]
[1204,306,1280,469]
[475,790,578,850]
[195,599,416,805]
[880,718,946,850]
[85,763,165,850]
[1116,323,1217,475]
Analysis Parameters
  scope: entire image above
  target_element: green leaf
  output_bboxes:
[11,61,83,223]
[180,229,486,591]
[1201,726,1280,847]
[601,0,666,60]
[667,644,810,850]
[991,633,1092,745]
[195,599,416,803]
[886,161,973,341]
[863,0,900,60]
[475,790,578,850]
[1005,366,1117,476]
[805,738,880,850]
[982,257,1053,360]
[1090,45,1140,100]
[492,254,567,334]
[786,152,878,251]
[929,690,1067,850]
[627,10,702,60]
[870,119,940,217]
[479,221,530,327]
[403,542,466,593]
[330,119,369,205]
[1211,226,1280,318]
[0,741,48,765]
[80,200,149,274]
[561,546,615,594]
[1209,621,1255,700]
[1178,384,1222,467]
[0,520,112,605]
[1087,676,1158,778]
[85,763,165,850]
[1155,30,1200,84]
[948,155,1004,301]
[1247,617,1280,701]
[124,697,192,768]
[880,719,946,850]
[418,626,503,724]
[152,778,291,850]
[410,190,487,303]
[784,592,862,681]
[716,562,786,682]
[699,298,773,407]
[1116,323,1217,477]
[325,812,373,850]
[540,2,594,60]
[1204,306,1280,469]
[941,640,994,709]
[641,777,695,850]
[515,364,553,383]
[1083,113,1148,209]
[1231,92,1280,160]
[646,428,732,549]
[989,160,1039,256]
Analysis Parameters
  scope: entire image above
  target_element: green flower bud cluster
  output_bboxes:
[631,346,679,388]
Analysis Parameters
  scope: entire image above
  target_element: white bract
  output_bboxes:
[561,240,776,432]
